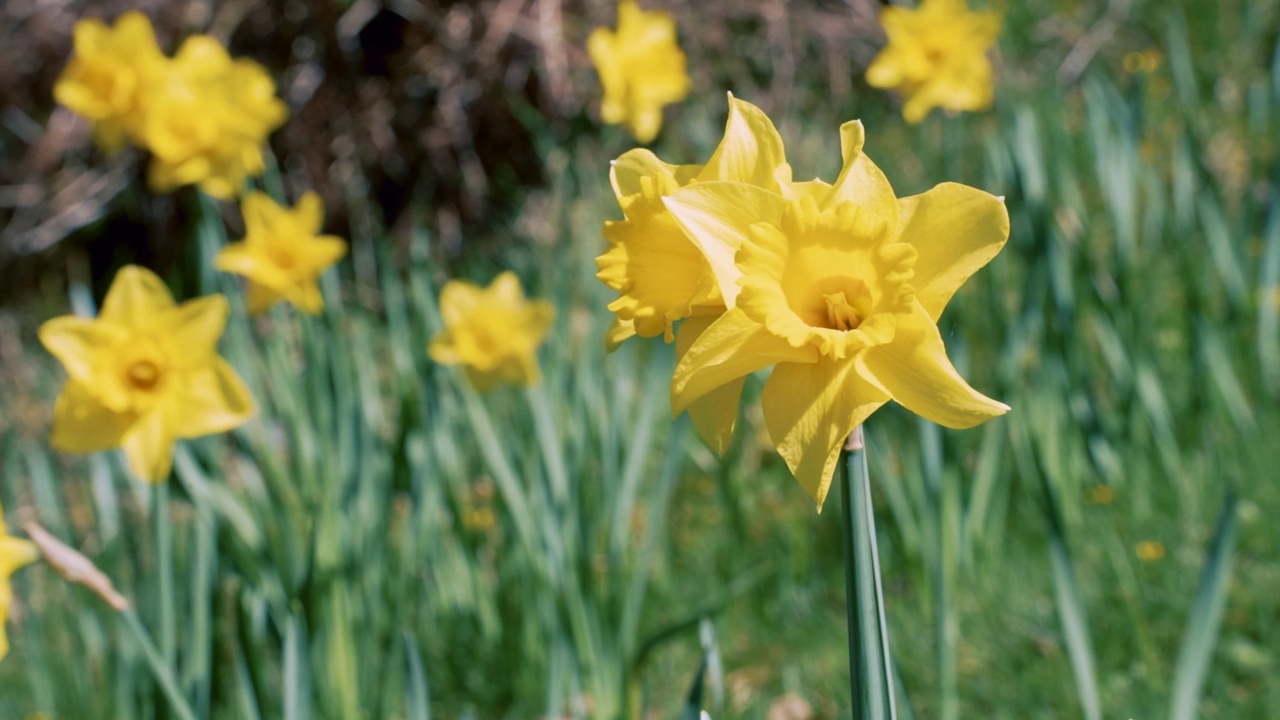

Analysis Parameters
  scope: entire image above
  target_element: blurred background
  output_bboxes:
[2,0,1279,718]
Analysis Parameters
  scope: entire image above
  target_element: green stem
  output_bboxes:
[154,482,176,667]
[840,426,897,720]
[121,609,197,720]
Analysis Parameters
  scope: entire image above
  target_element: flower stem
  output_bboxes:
[121,608,198,720]
[840,426,897,720]
[154,482,176,667]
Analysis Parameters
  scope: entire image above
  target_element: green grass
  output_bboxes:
[3,0,1280,717]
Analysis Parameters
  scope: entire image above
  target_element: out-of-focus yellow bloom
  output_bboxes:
[587,0,691,143]
[1135,541,1166,562]
[597,95,807,453]
[214,191,346,315]
[143,36,288,198]
[55,13,287,198]
[38,266,255,482]
[865,0,1001,124]
[53,11,166,152]
[664,115,1010,509]
[429,272,555,391]
[0,504,39,662]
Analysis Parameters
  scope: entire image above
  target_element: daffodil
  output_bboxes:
[214,191,346,315]
[0,504,38,662]
[587,0,691,143]
[429,272,555,391]
[53,11,166,152]
[143,36,288,198]
[664,118,1010,508]
[597,95,800,453]
[865,0,1001,124]
[39,266,256,483]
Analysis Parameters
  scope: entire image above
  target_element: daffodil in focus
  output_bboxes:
[39,266,255,483]
[0,505,38,662]
[143,36,288,198]
[598,95,805,453]
[865,0,1000,124]
[429,272,555,391]
[53,11,166,152]
[663,116,1010,509]
[214,191,346,315]
[587,0,691,143]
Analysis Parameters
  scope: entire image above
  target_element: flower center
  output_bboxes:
[823,291,865,331]
[269,245,298,271]
[126,359,162,392]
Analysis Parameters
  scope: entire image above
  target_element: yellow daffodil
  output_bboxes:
[39,266,255,483]
[0,504,38,662]
[214,191,347,315]
[143,36,288,198]
[53,11,166,152]
[429,272,555,391]
[587,0,691,143]
[597,95,801,452]
[663,117,1010,509]
[865,0,1001,124]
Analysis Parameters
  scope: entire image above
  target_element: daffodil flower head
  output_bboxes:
[665,118,1011,509]
[587,0,691,143]
[38,266,256,483]
[865,0,1001,124]
[0,504,38,662]
[142,36,287,198]
[53,11,167,152]
[429,272,556,392]
[214,191,347,315]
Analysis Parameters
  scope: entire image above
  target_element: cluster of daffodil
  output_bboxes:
[597,95,1010,509]
[589,0,1000,141]
[53,11,287,199]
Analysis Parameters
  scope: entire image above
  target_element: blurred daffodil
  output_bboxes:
[143,36,287,198]
[53,11,166,152]
[39,266,255,483]
[0,505,38,662]
[429,272,555,391]
[663,116,1010,509]
[865,0,1000,124]
[214,191,346,315]
[588,0,691,143]
[597,95,801,453]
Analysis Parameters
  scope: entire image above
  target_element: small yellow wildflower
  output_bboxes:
[1135,541,1166,562]
[143,36,288,198]
[1087,485,1115,505]
[39,266,256,482]
[587,0,691,143]
[429,272,555,391]
[664,114,1010,509]
[53,11,166,152]
[214,191,347,315]
[0,504,39,662]
[865,0,1001,124]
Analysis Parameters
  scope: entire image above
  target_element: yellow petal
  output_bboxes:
[605,316,638,352]
[38,317,122,384]
[162,295,228,370]
[99,265,176,330]
[611,149,701,199]
[677,316,743,455]
[898,182,1009,320]
[671,307,817,415]
[49,380,135,453]
[699,94,788,190]
[762,358,889,509]
[304,236,348,273]
[295,191,325,234]
[166,358,256,438]
[824,121,898,237]
[121,409,175,483]
[246,282,284,316]
[662,182,789,307]
[858,308,1008,428]
[0,536,38,578]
